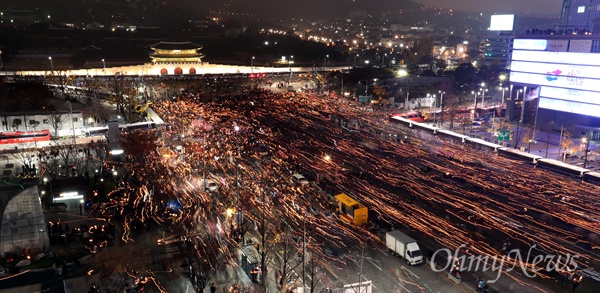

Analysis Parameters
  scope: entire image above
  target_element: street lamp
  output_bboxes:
[518,88,526,123]
[583,135,591,168]
[323,54,328,71]
[67,101,76,141]
[439,91,445,126]
[471,91,477,119]
[48,56,54,72]
[102,59,106,72]
[404,89,410,113]
[516,88,525,149]
[479,82,487,109]
[251,56,255,73]
[499,86,508,104]
[233,125,241,231]
[288,55,294,86]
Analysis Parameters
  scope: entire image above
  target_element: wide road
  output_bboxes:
[142,89,600,292]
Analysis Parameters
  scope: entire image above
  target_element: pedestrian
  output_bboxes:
[477,277,485,293]
[210,283,217,293]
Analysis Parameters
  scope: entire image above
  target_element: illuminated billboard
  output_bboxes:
[511,47,600,118]
[489,15,515,31]
[510,61,600,81]
[509,72,595,92]
[512,50,600,66]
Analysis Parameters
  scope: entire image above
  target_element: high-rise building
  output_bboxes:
[560,0,600,32]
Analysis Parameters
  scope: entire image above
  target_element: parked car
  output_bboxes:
[290,174,309,186]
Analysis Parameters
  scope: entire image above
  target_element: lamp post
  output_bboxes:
[519,87,527,124]
[251,56,255,73]
[471,91,477,119]
[529,94,541,153]
[49,56,54,72]
[324,54,328,72]
[102,59,106,72]
[405,89,410,113]
[67,101,75,142]
[479,82,487,109]
[233,125,241,232]
[516,88,525,149]
[439,91,445,126]
[288,55,293,86]
[583,135,591,168]
[499,86,508,104]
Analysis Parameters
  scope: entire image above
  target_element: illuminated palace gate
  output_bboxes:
[149,41,204,76]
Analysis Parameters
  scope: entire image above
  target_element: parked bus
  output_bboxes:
[0,130,51,144]
[391,112,424,123]
[537,158,590,178]
[83,126,108,137]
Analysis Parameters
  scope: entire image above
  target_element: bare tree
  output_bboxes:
[273,226,302,293]
[186,225,233,292]
[92,245,152,292]
[50,139,76,176]
[48,112,66,138]
[47,70,74,98]
[82,76,104,125]
[306,250,326,293]
[10,146,39,177]
[106,74,137,121]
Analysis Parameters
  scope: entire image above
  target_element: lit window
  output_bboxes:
[578,6,586,13]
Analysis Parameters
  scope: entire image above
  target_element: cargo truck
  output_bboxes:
[385,230,423,265]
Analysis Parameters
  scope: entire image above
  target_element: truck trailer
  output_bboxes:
[385,230,423,265]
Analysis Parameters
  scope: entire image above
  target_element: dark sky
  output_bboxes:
[186,0,563,18]
[415,0,562,15]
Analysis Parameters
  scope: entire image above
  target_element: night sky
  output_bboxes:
[186,0,563,18]
[415,0,562,15]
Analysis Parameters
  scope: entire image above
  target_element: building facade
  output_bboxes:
[509,35,600,139]
[480,33,514,67]
[1,111,85,138]
[561,0,600,32]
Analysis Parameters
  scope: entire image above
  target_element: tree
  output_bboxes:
[305,249,325,293]
[186,226,233,292]
[454,63,477,89]
[10,146,39,177]
[82,76,104,124]
[48,112,65,138]
[273,226,302,293]
[106,73,137,121]
[521,128,534,152]
[442,94,460,130]
[50,139,76,176]
[92,245,151,292]
[559,129,575,162]
[47,71,74,98]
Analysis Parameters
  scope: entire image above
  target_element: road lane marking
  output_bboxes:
[398,283,412,292]
[402,265,420,279]
[366,258,383,271]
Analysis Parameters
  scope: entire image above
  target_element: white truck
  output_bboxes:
[385,230,423,265]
